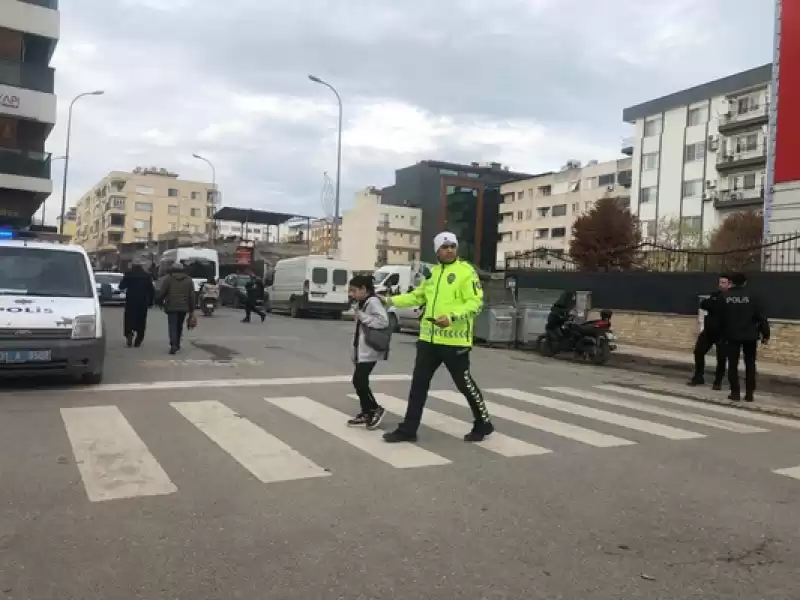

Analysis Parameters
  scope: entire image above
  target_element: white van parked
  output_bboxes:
[373,263,434,332]
[0,239,105,384]
[269,255,351,319]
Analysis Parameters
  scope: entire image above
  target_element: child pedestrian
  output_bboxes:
[347,274,390,429]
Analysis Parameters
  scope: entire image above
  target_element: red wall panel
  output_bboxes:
[774,0,800,183]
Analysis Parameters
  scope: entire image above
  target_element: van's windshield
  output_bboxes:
[0,248,93,298]
[373,271,391,284]
[182,258,216,280]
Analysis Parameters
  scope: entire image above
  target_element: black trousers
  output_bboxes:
[166,312,187,349]
[399,341,491,435]
[693,331,726,383]
[244,299,265,321]
[123,304,148,343]
[352,361,379,413]
[727,340,758,397]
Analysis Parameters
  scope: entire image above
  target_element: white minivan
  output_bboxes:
[269,255,351,319]
[0,239,105,384]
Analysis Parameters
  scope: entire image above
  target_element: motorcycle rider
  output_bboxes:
[722,272,770,402]
[688,274,731,389]
[381,231,493,443]
[198,277,220,313]
[545,291,577,342]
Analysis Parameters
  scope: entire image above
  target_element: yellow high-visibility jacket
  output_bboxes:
[391,259,483,347]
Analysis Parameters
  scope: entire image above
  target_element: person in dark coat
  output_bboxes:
[688,274,731,389]
[242,272,266,323]
[156,262,196,354]
[119,262,155,348]
[722,272,770,402]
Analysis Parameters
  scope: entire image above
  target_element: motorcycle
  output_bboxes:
[536,309,617,365]
[199,283,219,317]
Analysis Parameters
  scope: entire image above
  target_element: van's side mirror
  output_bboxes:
[407,285,414,293]
[100,283,112,301]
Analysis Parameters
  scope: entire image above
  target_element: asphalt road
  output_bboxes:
[0,306,798,599]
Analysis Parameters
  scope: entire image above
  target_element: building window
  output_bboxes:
[535,228,549,239]
[733,173,759,190]
[684,141,706,162]
[168,205,179,216]
[551,227,567,239]
[681,216,702,234]
[537,185,551,197]
[569,181,580,192]
[168,188,178,197]
[409,216,418,226]
[598,173,616,187]
[516,211,523,220]
[407,251,416,262]
[682,179,703,198]
[134,219,149,230]
[552,204,567,217]
[135,185,154,195]
[687,106,708,127]
[517,191,524,200]
[735,133,759,153]
[537,207,550,218]
[736,94,760,115]
[135,202,153,212]
[191,208,200,217]
[641,220,657,237]
[515,231,521,241]
[584,177,597,189]
[110,197,125,209]
[643,116,662,137]
[525,209,532,220]
[571,203,579,213]
[642,152,659,171]
[191,191,199,200]
[640,186,657,204]
[527,189,534,198]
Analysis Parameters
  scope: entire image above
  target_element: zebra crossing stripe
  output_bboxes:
[366,393,551,457]
[429,390,635,448]
[773,465,800,481]
[171,401,330,484]
[264,396,451,469]
[489,388,705,440]
[598,385,800,430]
[60,406,177,502]
[545,387,767,434]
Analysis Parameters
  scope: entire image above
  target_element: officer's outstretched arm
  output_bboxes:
[450,270,484,323]
[389,280,427,308]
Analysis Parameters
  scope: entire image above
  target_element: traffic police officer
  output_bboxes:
[723,272,770,402]
[382,232,493,443]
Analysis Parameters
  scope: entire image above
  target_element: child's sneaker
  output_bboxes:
[347,412,369,426]
[366,407,386,430]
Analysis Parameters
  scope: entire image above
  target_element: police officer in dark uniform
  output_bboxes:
[688,274,731,389]
[722,272,770,402]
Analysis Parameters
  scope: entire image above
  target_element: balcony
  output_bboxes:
[105,196,126,213]
[0,147,51,179]
[20,0,59,8]
[716,145,767,172]
[0,58,54,94]
[714,187,764,210]
[718,105,769,134]
[621,136,633,156]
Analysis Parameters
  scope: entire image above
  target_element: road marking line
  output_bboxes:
[489,388,704,440]
[364,393,551,457]
[545,387,767,434]
[429,390,635,448]
[60,406,177,502]
[264,396,451,469]
[598,385,800,430]
[773,465,800,480]
[171,401,330,484]
[61,374,413,393]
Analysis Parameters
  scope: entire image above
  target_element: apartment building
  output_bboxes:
[57,204,76,241]
[497,158,632,269]
[622,64,772,241]
[216,220,270,242]
[0,0,59,223]
[340,186,422,271]
[308,218,340,255]
[73,166,215,252]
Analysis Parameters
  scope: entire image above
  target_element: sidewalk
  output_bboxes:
[615,344,800,381]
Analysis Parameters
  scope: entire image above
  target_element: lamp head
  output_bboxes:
[308,74,322,83]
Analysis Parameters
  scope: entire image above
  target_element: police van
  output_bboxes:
[0,229,105,384]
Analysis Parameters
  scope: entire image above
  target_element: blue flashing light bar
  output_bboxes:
[0,229,14,240]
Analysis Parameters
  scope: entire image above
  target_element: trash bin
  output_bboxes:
[474,306,516,347]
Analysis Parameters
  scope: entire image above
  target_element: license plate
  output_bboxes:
[310,291,326,297]
[0,350,51,363]
[605,333,616,340]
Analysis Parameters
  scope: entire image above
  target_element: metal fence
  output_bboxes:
[505,233,800,273]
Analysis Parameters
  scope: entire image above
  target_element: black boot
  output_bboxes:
[464,421,494,442]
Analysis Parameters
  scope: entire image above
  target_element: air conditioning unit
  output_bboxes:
[606,185,615,192]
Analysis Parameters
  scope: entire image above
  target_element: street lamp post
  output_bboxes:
[308,74,342,251]
[41,155,65,225]
[192,153,217,241]
[59,90,104,234]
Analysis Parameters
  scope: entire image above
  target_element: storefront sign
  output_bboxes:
[0,93,19,109]
[235,245,253,265]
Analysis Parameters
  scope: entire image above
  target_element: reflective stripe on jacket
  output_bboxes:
[391,259,483,347]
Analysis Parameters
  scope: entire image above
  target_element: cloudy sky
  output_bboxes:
[42,0,774,225]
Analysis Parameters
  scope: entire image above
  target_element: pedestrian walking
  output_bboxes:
[381,231,493,443]
[688,274,731,390]
[119,261,155,347]
[722,272,770,402]
[242,272,266,323]
[346,274,389,430]
[155,262,196,355]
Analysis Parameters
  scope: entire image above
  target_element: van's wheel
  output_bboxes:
[388,313,399,333]
[290,299,301,318]
[82,372,103,385]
